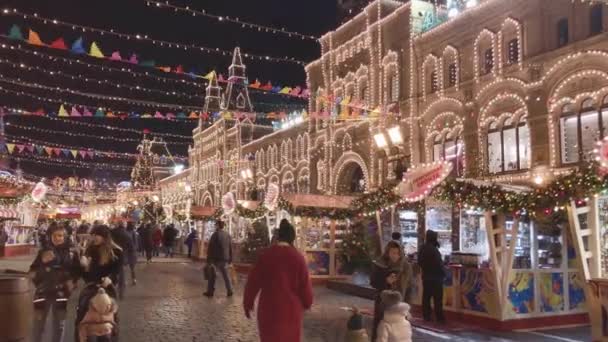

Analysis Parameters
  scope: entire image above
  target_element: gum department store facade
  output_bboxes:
[170,0,608,210]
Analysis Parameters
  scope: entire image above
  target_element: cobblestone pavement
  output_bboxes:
[1,255,591,341]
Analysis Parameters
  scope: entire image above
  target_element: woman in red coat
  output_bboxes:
[243,219,313,342]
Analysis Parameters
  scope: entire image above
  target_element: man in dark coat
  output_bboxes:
[204,220,233,297]
[0,224,7,257]
[163,224,179,258]
[139,223,155,263]
[418,229,446,323]
[110,222,135,299]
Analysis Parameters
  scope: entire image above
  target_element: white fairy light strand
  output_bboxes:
[3,9,306,65]
[144,0,318,41]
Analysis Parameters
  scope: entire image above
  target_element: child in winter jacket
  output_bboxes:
[78,287,118,342]
[376,290,412,342]
[344,307,369,342]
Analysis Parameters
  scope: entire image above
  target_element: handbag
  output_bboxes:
[204,264,216,280]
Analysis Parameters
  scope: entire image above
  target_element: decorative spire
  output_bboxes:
[222,47,254,112]
[203,71,222,120]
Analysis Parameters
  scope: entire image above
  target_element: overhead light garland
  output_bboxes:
[3,10,305,65]
[144,0,318,41]
[5,122,191,145]
[7,154,133,171]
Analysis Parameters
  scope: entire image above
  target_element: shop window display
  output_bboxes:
[536,216,564,269]
[459,209,489,262]
[397,210,418,255]
[425,204,452,258]
[506,217,532,269]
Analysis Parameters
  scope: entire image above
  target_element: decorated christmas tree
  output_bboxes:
[339,219,376,274]
[241,219,270,263]
[131,135,155,189]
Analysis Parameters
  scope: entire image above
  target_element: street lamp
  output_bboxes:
[387,126,403,144]
[373,133,388,148]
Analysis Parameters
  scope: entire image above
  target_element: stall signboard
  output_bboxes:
[222,192,236,215]
[264,183,279,211]
[31,182,48,203]
[396,161,452,202]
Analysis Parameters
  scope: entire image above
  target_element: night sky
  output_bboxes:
[0,0,340,183]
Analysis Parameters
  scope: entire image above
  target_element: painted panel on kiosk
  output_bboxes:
[306,250,330,276]
[568,272,586,310]
[459,268,498,315]
[507,272,535,314]
[539,272,564,312]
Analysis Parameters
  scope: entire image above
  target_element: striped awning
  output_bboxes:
[0,208,18,219]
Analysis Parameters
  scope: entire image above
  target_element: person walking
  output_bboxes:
[370,240,413,341]
[110,222,134,300]
[125,222,138,284]
[152,225,163,257]
[243,219,313,342]
[0,224,7,257]
[204,220,233,298]
[184,228,198,258]
[418,229,446,323]
[163,224,179,258]
[140,223,155,263]
[29,223,80,342]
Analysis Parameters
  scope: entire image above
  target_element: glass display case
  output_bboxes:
[397,210,418,255]
[536,218,564,269]
[506,217,532,269]
[425,204,452,257]
[598,196,608,277]
[459,209,489,262]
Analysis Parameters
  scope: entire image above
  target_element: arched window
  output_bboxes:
[448,63,457,87]
[507,39,519,65]
[558,18,569,48]
[559,99,606,164]
[483,48,494,75]
[591,4,603,36]
[487,115,531,173]
[359,78,369,106]
[388,72,399,102]
[431,129,464,176]
[430,71,438,93]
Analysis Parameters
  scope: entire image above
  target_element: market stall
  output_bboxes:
[189,205,218,260]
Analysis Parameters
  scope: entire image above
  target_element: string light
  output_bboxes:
[7,154,133,171]
[3,108,192,139]
[4,9,306,65]
[0,75,205,111]
[0,57,203,100]
[144,0,318,41]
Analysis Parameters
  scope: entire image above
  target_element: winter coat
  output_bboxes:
[152,229,163,247]
[163,226,179,247]
[139,226,154,250]
[29,243,80,301]
[418,230,445,281]
[185,231,197,247]
[110,227,134,264]
[81,245,124,286]
[243,244,313,342]
[207,229,232,263]
[377,303,412,342]
[125,229,138,265]
[344,329,369,342]
[0,228,7,246]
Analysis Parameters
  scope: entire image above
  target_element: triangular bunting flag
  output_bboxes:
[166,113,175,119]
[35,146,44,155]
[176,112,186,118]
[154,111,164,118]
[83,107,93,116]
[6,144,15,154]
[203,71,215,81]
[70,107,81,117]
[8,25,23,40]
[26,145,35,153]
[200,112,209,120]
[53,148,62,156]
[128,54,138,64]
[89,42,104,58]
[95,108,105,117]
[87,151,95,158]
[249,79,261,89]
[222,112,232,120]
[28,29,44,46]
[271,86,281,93]
[290,86,302,96]
[16,144,25,153]
[175,65,184,74]
[301,89,310,98]
[50,38,68,50]
[106,111,115,117]
[34,108,45,116]
[62,149,70,157]
[44,146,54,156]
[218,74,226,82]
[110,51,122,61]
[141,113,152,118]
[261,82,272,91]
[71,37,86,54]
[188,112,198,119]
[79,150,87,158]
[157,66,171,73]
[58,105,69,117]
[71,150,78,158]
[279,87,291,94]
[139,60,155,67]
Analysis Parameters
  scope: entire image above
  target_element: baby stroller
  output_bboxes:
[75,281,119,342]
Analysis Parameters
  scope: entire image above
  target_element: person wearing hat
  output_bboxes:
[29,222,80,342]
[344,307,369,342]
[243,219,313,342]
[418,229,446,323]
[376,290,412,342]
[80,225,123,288]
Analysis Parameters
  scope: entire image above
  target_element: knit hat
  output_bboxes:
[90,225,111,240]
[47,222,65,236]
[346,310,364,330]
[278,219,296,245]
[380,290,403,310]
[391,232,402,241]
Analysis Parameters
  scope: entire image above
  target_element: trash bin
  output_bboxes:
[0,274,32,342]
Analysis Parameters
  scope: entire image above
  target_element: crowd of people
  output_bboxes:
[22,216,445,342]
